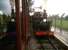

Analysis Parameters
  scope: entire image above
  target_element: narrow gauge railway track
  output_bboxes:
[28,36,65,50]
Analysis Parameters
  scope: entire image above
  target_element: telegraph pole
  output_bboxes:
[60,13,65,33]
[10,0,15,17]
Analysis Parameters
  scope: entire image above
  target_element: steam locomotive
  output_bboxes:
[31,11,53,40]
[7,16,16,41]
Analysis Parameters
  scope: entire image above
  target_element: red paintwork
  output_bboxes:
[35,31,48,36]
[35,31,54,36]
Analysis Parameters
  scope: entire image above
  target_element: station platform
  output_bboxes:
[51,26,68,47]
[54,32,68,47]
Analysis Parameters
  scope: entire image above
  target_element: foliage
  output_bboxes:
[0,14,10,32]
[52,19,68,30]
[64,15,68,20]
[28,0,33,7]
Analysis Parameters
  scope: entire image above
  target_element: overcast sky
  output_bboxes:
[0,0,11,15]
[32,0,68,16]
[47,0,68,16]
[0,0,68,16]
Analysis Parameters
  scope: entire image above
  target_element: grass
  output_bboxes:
[52,19,68,30]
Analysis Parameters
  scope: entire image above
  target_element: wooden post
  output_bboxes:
[15,0,22,50]
[21,0,29,50]
[15,0,29,50]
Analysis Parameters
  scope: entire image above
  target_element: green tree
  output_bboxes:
[65,15,68,20]
[0,14,10,32]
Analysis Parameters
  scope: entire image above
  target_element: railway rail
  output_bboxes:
[28,36,66,50]
[0,32,68,50]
